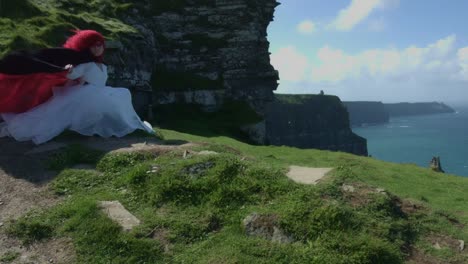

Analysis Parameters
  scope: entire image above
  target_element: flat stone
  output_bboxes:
[197,150,219,155]
[342,184,355,192]
[286,166,333,185]
[24,142,68,155]
[98,201,140,232]
[375,188,386,193]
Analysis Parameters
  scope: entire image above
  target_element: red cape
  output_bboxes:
[0,48,95,114]
[0,72,68,113]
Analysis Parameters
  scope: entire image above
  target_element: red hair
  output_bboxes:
[63,29,105,62]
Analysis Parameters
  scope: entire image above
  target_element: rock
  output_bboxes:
[286,166,333,185]
[197,150,219,156]
[241,121,267,145]
[98,201,141,232]
[271,227,293,243]
[375,188,386,194]
[182,161,215,177]
[104,0,279,118]
[146,165,160,174]
[183,150,190,159]
[242,213,293,243]
[429,156,445,173]
[341,184,355,192]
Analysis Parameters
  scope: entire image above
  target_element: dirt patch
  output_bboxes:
[77,137,194,154]
[426,234,464,252]
[0,138,71,263]
[0,136,192,263]
[341,183,377,208]
[0,162,74,263]
[406,247,444,264]
[341,183,426,215]
[0,237,76,264]
[400,199,427,215]
[150,228,173,253]
[436,211,465,229]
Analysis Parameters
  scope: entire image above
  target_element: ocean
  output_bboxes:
[352,106,468,177]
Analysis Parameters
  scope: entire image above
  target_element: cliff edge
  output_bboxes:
[265,94,368,156]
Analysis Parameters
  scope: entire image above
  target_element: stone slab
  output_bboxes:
[98,201,140,232]
[286,166,333,185]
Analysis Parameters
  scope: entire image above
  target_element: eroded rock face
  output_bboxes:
[264,95,368,156]
[104,0,280,114]
[429,156,445,173]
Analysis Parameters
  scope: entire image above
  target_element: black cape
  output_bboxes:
[0,47,95,74]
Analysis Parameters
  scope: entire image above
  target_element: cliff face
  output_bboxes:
[344,101,455,126]
[343,101,389,127]
[384,102,455,117]
[103,0,280,113]
[264,95,368,156]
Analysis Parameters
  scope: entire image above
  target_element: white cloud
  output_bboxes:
[270,46,308,82]
[309,35,458,83]
[330,0,381,31]
[297,20,316,34]
[271,35,468,102]
[329,0,398,31]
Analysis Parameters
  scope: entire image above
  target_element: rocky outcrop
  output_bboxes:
[103,0,280,115]
[342,101,389,127]
[429,156,445,173]
[384,102,455,117]
[263,95,368,156]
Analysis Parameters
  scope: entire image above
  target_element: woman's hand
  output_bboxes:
[64,64,73,71]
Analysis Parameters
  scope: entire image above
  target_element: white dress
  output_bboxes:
[0,62,154,144]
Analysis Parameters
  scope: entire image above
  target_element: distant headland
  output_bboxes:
[343,101,455,127]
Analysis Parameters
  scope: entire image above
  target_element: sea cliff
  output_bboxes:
[265,95,368,155]
[344,101,455,126]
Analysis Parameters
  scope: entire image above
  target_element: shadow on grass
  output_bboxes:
[0,127,187,185]
[152,101,263,144]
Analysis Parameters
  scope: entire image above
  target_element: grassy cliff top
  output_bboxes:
[0,0,138,57]
[3,128,468,263]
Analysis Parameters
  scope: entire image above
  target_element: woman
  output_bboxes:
[0,30,154,144]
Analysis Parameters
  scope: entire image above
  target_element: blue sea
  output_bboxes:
[352,106,468,177]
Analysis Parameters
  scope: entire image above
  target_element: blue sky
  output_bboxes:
[267,0,468,104]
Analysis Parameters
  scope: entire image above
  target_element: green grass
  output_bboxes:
[0,0,138,57]
[5,128,468,263]
[153,100,262,142]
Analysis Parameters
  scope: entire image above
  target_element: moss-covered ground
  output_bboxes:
[4,127,468,263]
[0,0,137,57]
